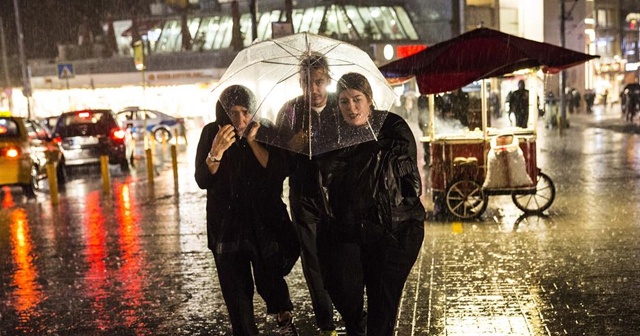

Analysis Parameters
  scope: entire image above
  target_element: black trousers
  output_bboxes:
[515,110,528,128]
[213,249,293,336]
[290,195,336,331]
[318,219,424,336]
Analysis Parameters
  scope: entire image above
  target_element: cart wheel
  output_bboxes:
[445,179,488,220]
[512,172,555,213]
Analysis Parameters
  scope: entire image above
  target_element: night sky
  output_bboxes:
[1,0,148,60]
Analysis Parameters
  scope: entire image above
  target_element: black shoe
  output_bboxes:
[277,317,298,336]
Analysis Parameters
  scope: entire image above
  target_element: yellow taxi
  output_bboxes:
[0,115,65,199]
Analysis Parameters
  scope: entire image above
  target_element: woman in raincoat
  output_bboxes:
[316,72,425,335]
[194,85,299,336]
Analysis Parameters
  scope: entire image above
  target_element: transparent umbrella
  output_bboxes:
[212,32,397,156]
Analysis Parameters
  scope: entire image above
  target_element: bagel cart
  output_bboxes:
[424,114,556,220]
[377,28,598,220]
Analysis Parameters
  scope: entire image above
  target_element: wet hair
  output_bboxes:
[299,53,329,85]
[336,72,374,108]
[215,85,256,125]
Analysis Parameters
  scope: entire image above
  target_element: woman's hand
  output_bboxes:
[245,121,260,144]
[210,124,236,158]
[245,122,269,168]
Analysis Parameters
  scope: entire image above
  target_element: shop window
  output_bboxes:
[198,16,220,50]
[357,7,382,41]
[258,11,282,40]
[155,19,181,52]
[215,16,232,49]
[395,6,419,40]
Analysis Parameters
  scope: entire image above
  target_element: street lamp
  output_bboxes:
[559,0,579,132]
[12,0,32,118]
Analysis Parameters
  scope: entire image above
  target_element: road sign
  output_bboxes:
[58,63,74,79]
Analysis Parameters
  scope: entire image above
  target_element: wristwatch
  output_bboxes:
[207,152,221,164]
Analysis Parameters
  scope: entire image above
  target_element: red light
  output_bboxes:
[53,136,62,144]
[111,129,126,140]
[78,112,91,118]
[396,44,427,58]
[6,148,19,158]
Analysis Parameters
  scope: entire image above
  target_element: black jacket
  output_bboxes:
[194,120,293,263]
[276,94,340,200]
[317,112,425,243]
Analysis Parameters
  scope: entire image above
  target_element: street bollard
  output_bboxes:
[161,131,168,153]
[130,134,137,163]
[149,132,156,158]
[181,126,188,145]
[146,148,154,187]
[46,162,59,205]
[171,144,178,189]
[100,155,110,194]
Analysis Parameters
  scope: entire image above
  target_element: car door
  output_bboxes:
[117,110,136,129]
[24,119,52,177]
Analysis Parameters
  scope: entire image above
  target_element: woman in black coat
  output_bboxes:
[194,85,299,336]
[316,73,425,336]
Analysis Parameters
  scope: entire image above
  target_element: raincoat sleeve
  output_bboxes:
[377,113,424,222]
[194,122,219,189]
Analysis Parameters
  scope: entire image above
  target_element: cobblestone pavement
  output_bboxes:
[0,106,639,335]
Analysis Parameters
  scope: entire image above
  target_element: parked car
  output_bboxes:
[52,109,131,172]
[0,116,66,198]
[116,107,185,142]
[40,115,60,131]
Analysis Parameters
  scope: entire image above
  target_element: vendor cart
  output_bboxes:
[427,123,555,220]
[378,27,598,220]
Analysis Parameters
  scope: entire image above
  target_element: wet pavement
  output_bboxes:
[1,106,639,335]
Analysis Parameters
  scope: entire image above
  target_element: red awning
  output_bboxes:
[379,27,600,94]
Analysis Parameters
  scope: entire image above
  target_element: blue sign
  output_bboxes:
[57,63,74,79]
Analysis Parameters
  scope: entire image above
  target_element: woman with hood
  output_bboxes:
[194,85,299,336]
[316,73,425,336]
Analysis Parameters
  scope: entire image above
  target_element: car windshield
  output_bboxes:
[56,111,115,137]
[0,118,21,138]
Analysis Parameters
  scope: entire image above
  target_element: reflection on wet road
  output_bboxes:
[0,113,639,335]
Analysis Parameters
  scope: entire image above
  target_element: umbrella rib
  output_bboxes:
[252,70,301,115]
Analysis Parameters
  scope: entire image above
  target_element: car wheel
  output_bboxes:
[120,158,130,173]
[22,165,38,199]
[153,128,172,142]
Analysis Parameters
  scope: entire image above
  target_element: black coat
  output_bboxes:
[317,112,425,244]
[276,94,340,200]
[194,121,296,268]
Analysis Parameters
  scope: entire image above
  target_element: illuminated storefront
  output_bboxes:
[10,3,423,119]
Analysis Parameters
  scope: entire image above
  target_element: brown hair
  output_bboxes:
[336,72,373,107]
[299,53,329,85]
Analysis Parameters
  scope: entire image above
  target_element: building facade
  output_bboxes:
[0,0,622,120]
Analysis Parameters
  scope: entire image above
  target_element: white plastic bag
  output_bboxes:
[483,134,533,188]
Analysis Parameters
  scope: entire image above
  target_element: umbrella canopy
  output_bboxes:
[212,32,397,156]
[379,27,600,94]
